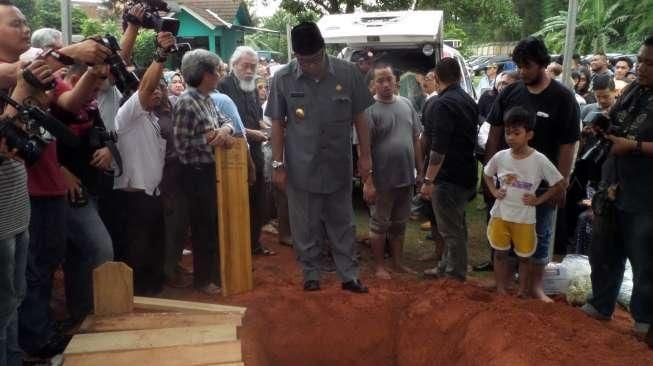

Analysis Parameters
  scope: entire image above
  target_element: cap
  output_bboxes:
[291,22,325,55]
[487,62,498,69]
[352,49,374,62]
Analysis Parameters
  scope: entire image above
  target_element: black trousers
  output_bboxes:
[181,163,220,287]
[116,191,165,294]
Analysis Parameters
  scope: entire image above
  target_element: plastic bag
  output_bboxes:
[543,255,591,295]
[566,275,592,306]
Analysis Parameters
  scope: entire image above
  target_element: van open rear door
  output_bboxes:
[317,10,443,51]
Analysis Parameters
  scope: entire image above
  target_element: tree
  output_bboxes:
[280,0,363,14]
[245,8,319,62]
[133,29,157,66]
[533,0,629,54]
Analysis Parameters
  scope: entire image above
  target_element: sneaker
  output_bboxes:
[580,303,612,321]
[197,283,221,295]
[423,266,444,278]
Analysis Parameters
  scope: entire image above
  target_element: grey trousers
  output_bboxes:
[431,182,475,280]
[286,183,359,282]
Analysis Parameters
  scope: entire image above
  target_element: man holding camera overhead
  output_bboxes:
[0,0,112,363]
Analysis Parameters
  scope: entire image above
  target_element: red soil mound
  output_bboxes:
[162,234,653,366]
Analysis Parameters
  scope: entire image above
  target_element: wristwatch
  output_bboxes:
[39,48,75,66]
[272,160,284,169]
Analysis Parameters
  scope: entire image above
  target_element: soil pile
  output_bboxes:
[164,235,652,366]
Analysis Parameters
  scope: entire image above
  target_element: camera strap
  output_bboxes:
[105,139,123,177]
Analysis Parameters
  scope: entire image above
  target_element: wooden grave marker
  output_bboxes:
[215,139,253,295]
[92,261,133,316]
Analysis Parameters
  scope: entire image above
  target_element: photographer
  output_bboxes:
[113,31,175,295]
[0,60,53,366]
[583,36,653,338]
[50,63,114,325]
[0,1,111,362]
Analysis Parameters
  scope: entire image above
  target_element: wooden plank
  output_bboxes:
[93,262,133,316]
[64,340,241,366]
[64,324,237,354]
[215,139,253,296]
[204,363,244,366]
[79,312,243,333]
[133,296,246,315]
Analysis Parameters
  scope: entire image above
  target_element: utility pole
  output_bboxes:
[61,0,72,45]
[286,23,292,62]
[561,0,578,90]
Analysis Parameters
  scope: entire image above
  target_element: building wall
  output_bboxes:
[175,9,245,60]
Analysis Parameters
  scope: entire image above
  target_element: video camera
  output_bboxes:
[0,92,80,166]
[579,113,624,164]
[123,0,172,31]
[123,0,191,54]
[94,35,140,96]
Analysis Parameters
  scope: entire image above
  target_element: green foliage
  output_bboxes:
[81,18,121,39]
[415,0,522,43]
[133,29,157,67]
[245,8,319,62]
[533,0,629,54]
[15,0,88,35]
[280,0,363,14]
[443,23,472,56]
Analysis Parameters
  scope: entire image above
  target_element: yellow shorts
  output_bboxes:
[487,217,537,257]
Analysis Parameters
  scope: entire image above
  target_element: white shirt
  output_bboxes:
[97,84,123,131]
[113,92,166,196]
[484,149,563,224]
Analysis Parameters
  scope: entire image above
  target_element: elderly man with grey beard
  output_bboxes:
[218,46,276,256]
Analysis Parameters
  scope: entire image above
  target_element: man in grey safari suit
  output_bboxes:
[265,22,373,293]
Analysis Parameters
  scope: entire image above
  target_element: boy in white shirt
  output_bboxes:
[484,106,566,301]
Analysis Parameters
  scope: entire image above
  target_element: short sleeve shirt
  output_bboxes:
[114,92,166,195]
[487,80,580,166]
[365,96,420,190]
[484,149,563,223]
[265,56,373,193]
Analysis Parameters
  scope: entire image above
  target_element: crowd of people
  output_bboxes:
[0,0,651,362]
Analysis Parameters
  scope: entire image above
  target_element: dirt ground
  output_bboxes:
[158,231,653,366]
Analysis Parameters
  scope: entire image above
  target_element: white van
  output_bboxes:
[317,10,476,99]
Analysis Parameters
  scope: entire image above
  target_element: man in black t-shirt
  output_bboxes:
[486,37,579,302]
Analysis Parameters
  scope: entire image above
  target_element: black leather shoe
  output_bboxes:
[303,280,321,291]
[342,280,369,293]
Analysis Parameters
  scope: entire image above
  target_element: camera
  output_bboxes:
[0,92,79,166]
[579,113,622,164]
[123,0,175,32]
[0,117,46,166]
[87,126,117,151]
[94,35,140,96]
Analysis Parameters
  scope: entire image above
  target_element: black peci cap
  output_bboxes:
[291,22,325,55]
